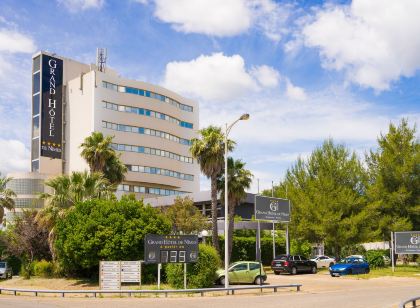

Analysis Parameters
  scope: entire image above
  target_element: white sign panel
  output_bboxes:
[100,261,142,288]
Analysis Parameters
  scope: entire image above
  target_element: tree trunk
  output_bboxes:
[210,174,220,253]
[227,199,236,264]
[48,229,56,261]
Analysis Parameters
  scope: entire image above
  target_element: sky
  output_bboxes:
[0,0,419,193]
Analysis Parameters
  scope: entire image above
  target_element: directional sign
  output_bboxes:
[121,261,141,283]
[100,261,121,290]
[144,234,199,264]
[395,231,420,254]
[255,195,290,222]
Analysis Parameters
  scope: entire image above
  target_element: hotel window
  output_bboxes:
[33,56,40,73]
[31,160,39,173]
[32,116,40,138]
[33,72,40,94]
[31,138,39,160]
[33,94,40,116]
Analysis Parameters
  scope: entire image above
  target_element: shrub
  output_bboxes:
[290,239,312,259]
[54,198,172,277]
[365,250,386,268]
[339,244,366,259]
[166,244,221,289]
[33,260,54,278]
[20,261,34,279]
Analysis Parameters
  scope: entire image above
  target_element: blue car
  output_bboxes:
[329,257,370,277]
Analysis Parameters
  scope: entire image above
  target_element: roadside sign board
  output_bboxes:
[144,234,199,264]
[395,231,420,254]
[255,195,290,222]
[100,261,142,289]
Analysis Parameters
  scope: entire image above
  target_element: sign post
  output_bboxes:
[184,263,187,289]
[391,232,395,272]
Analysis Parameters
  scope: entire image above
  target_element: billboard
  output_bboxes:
[144,234,199,264]
[395,231,420,254]
[40,54,63,159]
[255,195,290,222]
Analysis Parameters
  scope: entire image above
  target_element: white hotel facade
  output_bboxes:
[6,51,200,221]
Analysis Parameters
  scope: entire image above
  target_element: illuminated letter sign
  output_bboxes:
[40,55,63,159]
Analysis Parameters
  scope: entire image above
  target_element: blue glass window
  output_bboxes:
[145,91,151,97]
[33,72,40,94]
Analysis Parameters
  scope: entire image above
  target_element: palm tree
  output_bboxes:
[0,173,16,226]
[37,171,115,259]
[190,126,235,252]
[218,158,253,263]
[80,132,115,172]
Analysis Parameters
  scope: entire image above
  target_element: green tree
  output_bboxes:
[283,139,368,258]
[366,119,420,239]
[164,196,209,234]
[0,173,16,225]
[37,171,115,259]
[217,158,253,263]
[190,126,235,253]
[54,196,171,276]
[80,131,127,184]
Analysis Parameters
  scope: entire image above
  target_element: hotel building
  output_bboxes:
[27,51,200,199]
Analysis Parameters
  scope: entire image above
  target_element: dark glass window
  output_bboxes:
[33,56,40,72]
[232,263,248,271]
[32,116,40,138]
[33,72,40,94]
[31,160,39,172]
[32,94,40,116]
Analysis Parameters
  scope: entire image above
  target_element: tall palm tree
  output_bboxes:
[0,173,16,226]
[218,158,253,263]
[37,171,115,259]
[190,126,235,252]
[80,132,115,172]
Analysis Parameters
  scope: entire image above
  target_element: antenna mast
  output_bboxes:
[96,48,107,72]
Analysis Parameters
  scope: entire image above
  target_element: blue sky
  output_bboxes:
[0,0,418,192]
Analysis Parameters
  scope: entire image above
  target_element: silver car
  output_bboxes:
[0,262,13,279]
[310,255,336,268]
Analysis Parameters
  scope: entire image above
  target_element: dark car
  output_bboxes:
[271,255,317,275]
[329,257,370,277]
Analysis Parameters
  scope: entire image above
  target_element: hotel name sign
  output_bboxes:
[41,54,63,159]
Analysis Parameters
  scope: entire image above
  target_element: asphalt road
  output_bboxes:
[0,273,419,308]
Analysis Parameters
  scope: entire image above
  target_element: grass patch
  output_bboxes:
[345,266,420,279]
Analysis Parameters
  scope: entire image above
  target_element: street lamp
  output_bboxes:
[224,113,250,290]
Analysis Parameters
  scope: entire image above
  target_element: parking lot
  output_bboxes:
[0,272,419,308]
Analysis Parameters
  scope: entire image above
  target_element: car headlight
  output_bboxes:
[329,267,332,270]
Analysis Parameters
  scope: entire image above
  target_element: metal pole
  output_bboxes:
[272,181,276,259]
[157,263,161,290]
[184,263,187,289]
[224,123,229,290]
[286,225,289,255]
[391,232,395,273]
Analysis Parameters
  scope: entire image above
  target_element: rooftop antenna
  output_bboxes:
[96,48,107,72]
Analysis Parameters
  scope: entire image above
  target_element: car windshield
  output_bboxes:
[0,262,5,268]
[275,255,289,261]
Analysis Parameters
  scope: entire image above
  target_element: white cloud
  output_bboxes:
[143,0,290,41]
[163,53,282,101]
[300,0,420,91]
[0,139,30,175]
[58,0,104,12]
[0,29,36,53]
[285,78,307,101]
[251,65,280,88]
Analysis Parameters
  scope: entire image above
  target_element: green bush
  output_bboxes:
[54,198,172,277]
[33,260,54,278]
[366,250,387,268]
[339,244,366,258]
[290,239,312,259]
[20,261,34,279]
[166,244,221,289]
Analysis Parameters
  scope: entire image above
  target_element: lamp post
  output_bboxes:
[224,113,249,290]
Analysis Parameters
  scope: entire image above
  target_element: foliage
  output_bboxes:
[281,139,369,258]
[4,211,51,278]
[33,259,54,278]
[164,196,209,234]
[219,236,286,265]
[0,173,16,225]
[80,131,127,185]
[365,119,420,240]
[217,157,253,263]
[54,197,171,277]
[339,244,366,259]
[365,250,387,268]
[190,125,235,253]
[290,239,312,259]
[166,244,221,289]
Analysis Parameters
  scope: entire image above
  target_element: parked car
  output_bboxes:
[329,257,370,276]
[310,255,336,268]
[216,261,267,285]
[0,262,13,279]
[271,255,317,275]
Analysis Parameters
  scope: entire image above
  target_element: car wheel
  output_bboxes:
[291,267,297,275]
[219,276,225,286]
[274,271,280,275]
[254,276,263,285]
[311,266,317,274]
[365,268,370,274]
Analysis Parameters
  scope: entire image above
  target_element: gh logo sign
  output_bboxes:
[270,200,279,212]
[410,235,419,245]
